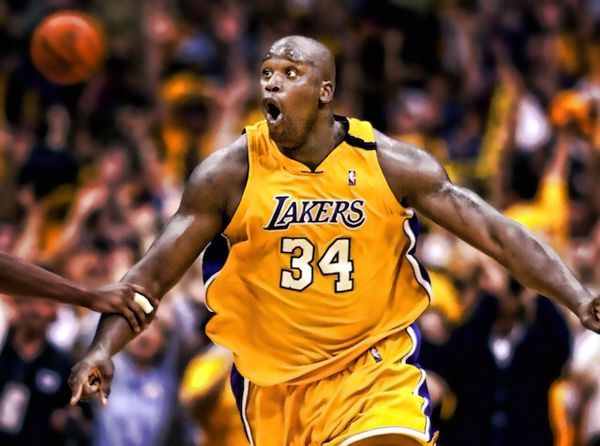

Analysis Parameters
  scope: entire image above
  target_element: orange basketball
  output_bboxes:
[30,11,105,85]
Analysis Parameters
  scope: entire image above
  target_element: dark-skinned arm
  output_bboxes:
[0,252,156,331]
[376,131,600,332]
[69,137,247,405]
[0,252,91,302]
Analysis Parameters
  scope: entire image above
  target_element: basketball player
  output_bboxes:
[69,36,600,445]
[0,251,155,332]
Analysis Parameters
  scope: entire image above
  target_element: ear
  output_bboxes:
[319,80,334,105]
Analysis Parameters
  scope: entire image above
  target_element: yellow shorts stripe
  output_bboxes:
[242,378,255,446]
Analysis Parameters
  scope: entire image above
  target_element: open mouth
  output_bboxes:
[263,99,283,126]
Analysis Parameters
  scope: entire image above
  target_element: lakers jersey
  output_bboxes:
[205,116,432,386]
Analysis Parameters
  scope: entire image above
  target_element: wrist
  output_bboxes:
[70,286,95,309]
[87,343,111,359]
[52,281,94,308]
[577,297,592,315]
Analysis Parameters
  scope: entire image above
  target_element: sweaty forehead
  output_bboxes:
[262,45,312,65]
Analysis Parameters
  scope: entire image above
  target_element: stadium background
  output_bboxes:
[0,0,599,445]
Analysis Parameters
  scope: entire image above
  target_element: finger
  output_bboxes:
[133,292,154,315]
[72,367,101,403]
[84,380,100,396]
[146,295,160,311]
[132,285,158,311]
[122,307,141,333]
[70,382,83,406]
[68,367,87,405]
[128,298,147,328]
[590,321,600,334]
[583,316,600,334]
[99,378,111,407]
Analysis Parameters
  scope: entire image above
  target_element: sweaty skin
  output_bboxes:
[69,35,600,411]
[0,252,157,332]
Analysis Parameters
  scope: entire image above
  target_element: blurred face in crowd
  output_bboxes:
[390,91,437,135]
[106,244,137,282]
[177,100,211,135]
[498,278,527,321]
[125,321,169,368]
[0,224,17,252]
[63,249,107,288]
[98,146,130,186]
[13,297,57,336]
[419,309,450,345]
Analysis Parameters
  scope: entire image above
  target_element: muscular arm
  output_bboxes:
[87,136,248,357]
[376,131,599,330]
[0,250,161,331]
[0,252,91,304]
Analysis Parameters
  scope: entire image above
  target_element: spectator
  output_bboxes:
[0,297,90,446]
[426,275,571,446]
[93,318,185,446]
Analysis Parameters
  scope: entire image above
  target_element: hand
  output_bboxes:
[69,349,114,406]
[578,296,600,333]
[86,284,159,333]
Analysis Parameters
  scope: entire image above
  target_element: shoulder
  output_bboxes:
[373,129,444,180]
[188,134,248,189]
[373,129,449,202]
[182,134,248,211]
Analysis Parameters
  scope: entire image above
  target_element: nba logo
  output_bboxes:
[348,170,357,186]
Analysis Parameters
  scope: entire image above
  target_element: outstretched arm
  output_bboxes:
[0,252,156,331]
[69,138,247,405]
[0,252,90,302]
[376,131,600,332]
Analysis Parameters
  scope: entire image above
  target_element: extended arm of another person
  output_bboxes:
[0,251,156,331]
[378,132,600,332]
[68,143,242,405]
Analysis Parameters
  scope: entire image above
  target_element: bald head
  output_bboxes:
[265,35,336,89]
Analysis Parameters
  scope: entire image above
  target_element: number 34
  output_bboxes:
[280,237,354,292]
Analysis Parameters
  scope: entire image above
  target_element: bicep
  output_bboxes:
[123,158,230,297]
[126,206,222,294]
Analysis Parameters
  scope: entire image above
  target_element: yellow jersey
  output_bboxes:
[205,116,431,386]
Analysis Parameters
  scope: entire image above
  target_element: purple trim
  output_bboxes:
[202,234,230,282]
[407,324,434,437]
[408,215,431,284]
[405,323,423,365]
[230,364,245,416]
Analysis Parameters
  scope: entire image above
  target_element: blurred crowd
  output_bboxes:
[0,0,599,445]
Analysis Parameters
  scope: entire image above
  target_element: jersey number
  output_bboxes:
[280,237,354,292]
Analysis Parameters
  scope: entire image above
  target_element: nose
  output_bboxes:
[265,73,281,93]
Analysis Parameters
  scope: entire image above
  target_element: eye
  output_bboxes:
[285,68,297,79]
[262,68,272,78]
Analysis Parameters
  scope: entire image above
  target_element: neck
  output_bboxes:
[280,112,345,171]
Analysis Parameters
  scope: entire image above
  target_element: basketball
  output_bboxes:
[30,11,104,85]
